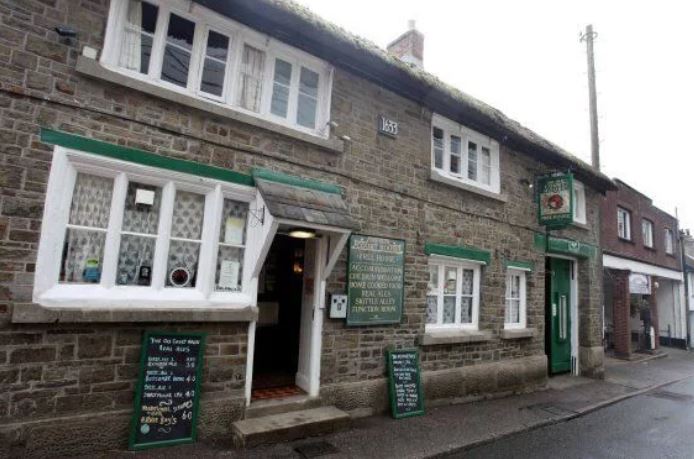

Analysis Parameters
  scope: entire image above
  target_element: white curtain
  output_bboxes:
[119,0,142,71]
[237,45,265,112]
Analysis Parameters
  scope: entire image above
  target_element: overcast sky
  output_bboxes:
[296,0,694,230]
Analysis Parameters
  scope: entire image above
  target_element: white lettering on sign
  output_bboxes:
[378,115,399,137]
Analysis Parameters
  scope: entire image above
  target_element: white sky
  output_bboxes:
[295,0,694,229]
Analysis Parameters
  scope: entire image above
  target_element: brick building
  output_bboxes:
[602,179,685,356]
[0,0,613,455]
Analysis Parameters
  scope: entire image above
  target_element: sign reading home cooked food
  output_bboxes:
[346,235,405,325]
[386,348,424,419]
[129,332,205,450]
[537,172,574,229]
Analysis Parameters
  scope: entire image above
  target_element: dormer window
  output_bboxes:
[430,114,500,194]
[103,0,332,137]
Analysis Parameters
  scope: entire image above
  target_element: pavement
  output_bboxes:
[92,347,694,459]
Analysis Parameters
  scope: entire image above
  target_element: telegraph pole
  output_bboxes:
[581,25,600,170]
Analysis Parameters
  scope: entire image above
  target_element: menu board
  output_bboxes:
[129,332,206,450]
[386,348,424,419]
[346,235,405,325]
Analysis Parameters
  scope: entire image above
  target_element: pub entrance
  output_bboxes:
[252,234,307,400]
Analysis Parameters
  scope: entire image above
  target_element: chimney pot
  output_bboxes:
[387,20,424,69]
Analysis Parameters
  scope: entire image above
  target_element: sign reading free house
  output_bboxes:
[347,235,405,326]
[537,172,574,229]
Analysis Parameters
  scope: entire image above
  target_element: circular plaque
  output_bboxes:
[169,267,190,287]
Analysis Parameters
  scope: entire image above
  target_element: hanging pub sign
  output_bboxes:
[346,235,405,326]
[537,172,574,229]
[129,332,206,450]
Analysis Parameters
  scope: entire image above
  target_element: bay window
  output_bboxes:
[36,146,256,309]
[426,258,481,330]
[430,114,500,194]
[504,269,527,329]
[103,0,332,136]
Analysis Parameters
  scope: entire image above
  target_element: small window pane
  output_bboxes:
[116,234,155,286]
[426,296,438,324]
[461,297,472,323]
[122,182,162,234]
[161,14,195,88]
[444,267,457,294]
[216,199,248,293]
[219,199,248,245]
[443,296,456,324]
[427,265,439,293]
[69,173,113,229]
[60,228,106,283]
[215,246,243,292]
[237,45,265,112]
[205,30,228,60]
[450,135,461,174]
[170,191,204,240]
[433,128,444,169]
[462,269,474,295]
[480,147,491,185]
[271,59,292,118]
[468,142,478,181]
[166,240,200,288]
[166,13,194,50]
[297,67,319,128]
[506,299,520,323]
[200,31,229,97]
[120,1,158,74]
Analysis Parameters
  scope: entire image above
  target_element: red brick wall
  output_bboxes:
[601,181,681,270]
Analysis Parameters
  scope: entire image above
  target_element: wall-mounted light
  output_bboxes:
[288,227,316,239]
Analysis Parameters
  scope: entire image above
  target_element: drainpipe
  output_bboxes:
[679,229,691,350]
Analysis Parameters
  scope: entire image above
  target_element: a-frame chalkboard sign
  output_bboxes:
[386,348,424,419]
[129,331,206,450]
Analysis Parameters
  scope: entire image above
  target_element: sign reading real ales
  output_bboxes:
[129,332,205,450]
[346,235,405,325]
[386,348,424,419]
[537,172,574,229]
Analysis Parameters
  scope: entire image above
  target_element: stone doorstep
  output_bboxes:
[231,406,350,448]
[244,394,322,419]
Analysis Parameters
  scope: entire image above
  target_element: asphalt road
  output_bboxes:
[457,375,694,459]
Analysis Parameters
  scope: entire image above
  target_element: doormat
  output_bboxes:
[251,385,304,401]
[294,441,340,458]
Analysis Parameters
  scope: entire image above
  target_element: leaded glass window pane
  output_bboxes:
[426,295,438,324]
[443,296,456,324]
[69,173,113,229]
[166,191,204,289]
[121,182,162,234]
[60,229,107,283]
[461,297,472,323]
[116,233,155,286]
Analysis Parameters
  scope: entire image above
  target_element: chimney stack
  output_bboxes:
[387,20,424,69]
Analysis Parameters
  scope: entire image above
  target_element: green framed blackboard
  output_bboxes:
[346,235,406,326]
[386,348,424,419]
[129,331,206,450]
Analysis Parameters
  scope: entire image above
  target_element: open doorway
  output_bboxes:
[252,234,306,400]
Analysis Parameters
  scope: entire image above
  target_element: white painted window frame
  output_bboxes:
[572,180,587,225]
[430,113,501,194]
[642,218,654,248]
[504,268,527,329]
[425,255,482,331]
[101,0,333,138]
[617,206,631,240]
[33,146,258,310]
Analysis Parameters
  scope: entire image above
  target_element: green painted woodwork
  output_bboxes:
[424,242,491,265]
[386,348,424,419]
[40,128,254,186]
[533,233,597,259]
[548,258,572,374]
[504,260,534,271]
[252,167,343,195]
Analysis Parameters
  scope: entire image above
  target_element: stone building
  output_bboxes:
[0,0,613,454]
[602,179,685,356]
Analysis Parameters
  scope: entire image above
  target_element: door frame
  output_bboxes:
[547,255,580,375]
[243,223,350,406]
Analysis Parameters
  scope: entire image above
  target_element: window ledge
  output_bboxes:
[12,302,258,324]
[75,56,344,155]
[418,329,493,346]
[571,221,590,231]
[429,170,507,203]
[500,327,536,339]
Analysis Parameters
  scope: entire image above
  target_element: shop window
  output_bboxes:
[104,0,332,136]
[426,258,481,330]
[617,207,631,240]
[430,114,500,194]
[504,269,527,329]
[36,146,255,309]
[665,228,674,254]
[642,219,654,248]
[573,180,586,224]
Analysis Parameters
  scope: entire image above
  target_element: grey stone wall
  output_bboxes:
[0,0,604,454]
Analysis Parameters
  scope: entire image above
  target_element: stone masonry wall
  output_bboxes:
[0,0,604,454]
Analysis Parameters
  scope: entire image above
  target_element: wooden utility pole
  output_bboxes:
[581,25,600,170]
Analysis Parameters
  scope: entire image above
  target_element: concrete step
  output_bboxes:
[232,406,350,448]
[244,395,322,419]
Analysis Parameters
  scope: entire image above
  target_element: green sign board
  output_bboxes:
[129,331,206,451]
[346,235,405,326]
[537,172,574,229]
[386,348,424,419]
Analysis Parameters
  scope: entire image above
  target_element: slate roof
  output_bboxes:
[195,0,616,192]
